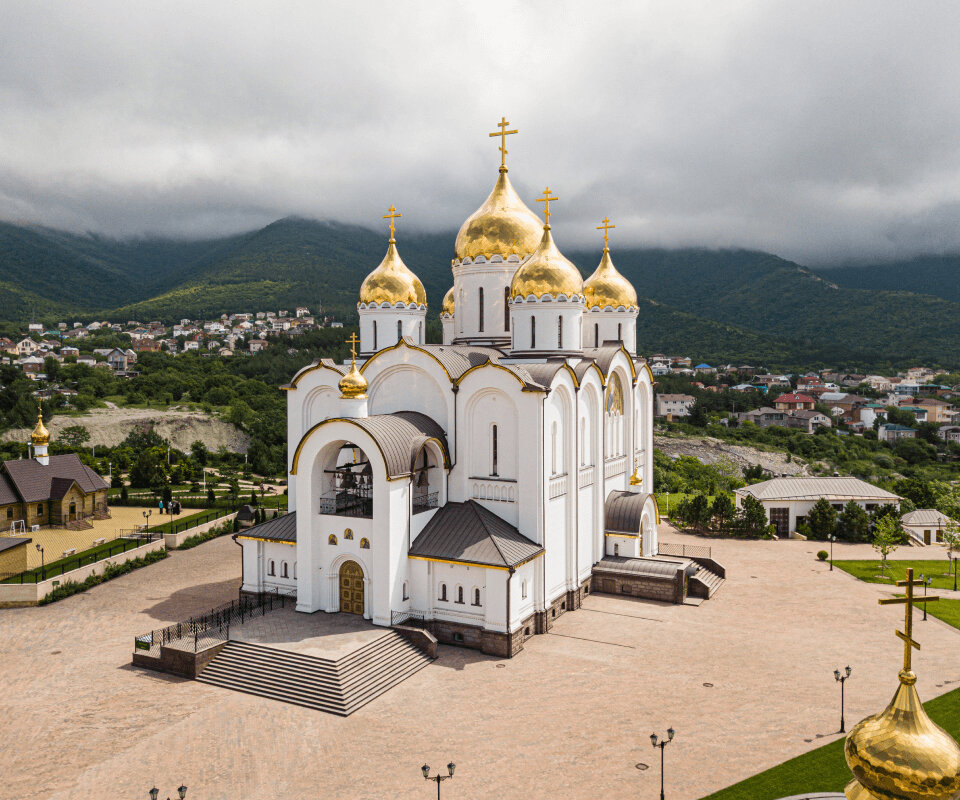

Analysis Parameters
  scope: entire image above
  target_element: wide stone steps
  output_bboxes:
[690,565,725,598]
[196,632,433,715]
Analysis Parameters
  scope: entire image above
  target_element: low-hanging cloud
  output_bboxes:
[1,0,959,265]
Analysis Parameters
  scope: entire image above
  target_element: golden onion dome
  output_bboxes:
[510,225,584,300]
[338,360,368,399]
[359,241,427,307]
[844,669,960,800]
[31,406,49,446]
[454,169,544,262]
[441,286,455,316]
[584,248,638,310]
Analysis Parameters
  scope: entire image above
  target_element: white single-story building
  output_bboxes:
[734,477,901,538]
[901,509,955,546]
[655,393,696,418]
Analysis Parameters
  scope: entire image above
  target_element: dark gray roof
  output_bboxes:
[410,500,543,569]
[0,536,31,554]
[0,473,18,505]
[594,555,688,578]
[343,411,450,479]
[417,343,505,380]
[604,490,652,534]
[3,454,109,503]
[237,511,297,543]
[521,361,574,389]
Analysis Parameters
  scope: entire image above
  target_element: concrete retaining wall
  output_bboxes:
[133,641,226,678]
[162,513,234,549]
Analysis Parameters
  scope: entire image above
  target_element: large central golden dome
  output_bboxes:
[359,241,426,306]
[584,249,638,310]
[454,170,544,262]
[510,225,584,300]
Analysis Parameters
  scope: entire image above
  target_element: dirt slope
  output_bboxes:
[655,433,810,477]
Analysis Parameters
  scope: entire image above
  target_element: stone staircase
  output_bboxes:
[65,519,93,531]
[196,631,433,715]
[688,564,725,599]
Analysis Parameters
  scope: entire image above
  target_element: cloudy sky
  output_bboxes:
[2,1,959,264]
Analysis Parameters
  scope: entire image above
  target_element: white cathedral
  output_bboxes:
[238,125,670,657]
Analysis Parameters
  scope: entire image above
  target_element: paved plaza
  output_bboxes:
[1,530,958,800]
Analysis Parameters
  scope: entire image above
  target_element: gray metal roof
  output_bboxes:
[736,477,900,503]
[594,555,688,578]
[237,511,297,543]
[410,500,543,568]
[901,508,954,526]
[604,490,651,534]
[344,411,450,479]
[3,454,109,503]
[582,343,631,378]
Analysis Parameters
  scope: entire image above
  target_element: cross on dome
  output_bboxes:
[537,187,558,228]
[597,217,615,252]
[488,116,517,172]
[346,332,360,359]
[382,205,401,243]
[878,566,941,677]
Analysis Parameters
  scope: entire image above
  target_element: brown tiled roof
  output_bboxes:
[0,473,18,505]
[409,500,543,569]
[2,454,109,503]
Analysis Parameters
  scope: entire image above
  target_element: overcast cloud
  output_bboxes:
[1,0,959,264]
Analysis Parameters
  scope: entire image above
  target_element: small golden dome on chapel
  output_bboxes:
[31,402,50,445]
[338,333,368,400]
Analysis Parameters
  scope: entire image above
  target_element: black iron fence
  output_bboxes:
[318,488,373,518]
[134,587,298,655]
[391,609,428,629]
[412,491,439,515]
[2,532,162,584]
[147,508,234,536]
[658,542,712,559]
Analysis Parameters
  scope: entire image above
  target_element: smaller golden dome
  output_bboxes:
[31,404,49,446]
[359,241,427,307]
[510,225,584,300]
[584,249,638,310]
[844,669,960,800]
[338,360,368,399]
[441,286,455,316]
[455,170,544,262]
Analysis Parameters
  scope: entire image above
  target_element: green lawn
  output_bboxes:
[700,686,960,800]
[834,559,959,592]
[655,493,721,515]
[927,598,960,629]
[2,537,147,583]
[147,508,219,534]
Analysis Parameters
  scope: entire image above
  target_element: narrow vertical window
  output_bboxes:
[504,287,510,331]
[594,323,599,348]
[557,316,563,349]
[439,583,447,601]
[418,321,422,344]
[478,287,484,332]
[617,323,622,341]
[491,424,498,476]
[551,421,558,474]
[397,319,402,340]
[373,320,377,351]
[474,588,481,606]
[580,421,585,466]
[530,316,536,348]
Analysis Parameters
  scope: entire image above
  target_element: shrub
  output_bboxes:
[817,550,829,561]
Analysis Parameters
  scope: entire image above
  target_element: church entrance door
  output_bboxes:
[339,561,365,616]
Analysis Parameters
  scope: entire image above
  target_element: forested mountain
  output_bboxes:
[1,217,958,370]
[812,256,960,304]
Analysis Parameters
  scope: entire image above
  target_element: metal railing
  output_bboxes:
[134,587,297,654]
[658,542,712,559]
[391,609,428,629]
[412,491,439,515]
[318,488,373,518]
[2,532,162,584]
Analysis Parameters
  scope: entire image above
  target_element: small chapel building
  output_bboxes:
[237,125,706,657]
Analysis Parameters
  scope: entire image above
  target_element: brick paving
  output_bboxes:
[1,530,958,800]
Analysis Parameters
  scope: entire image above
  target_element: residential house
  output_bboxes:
[16,338,40,357]
[900,509,954,546]
[0,337,16,355]
[60,346,80,358]
[938,425,960,445]
[915,398,955,424]
[878,423,917,443]
[132,339,161,353]
[783,410,832,433]
[737,407,786,428]
[774,393,815,412]
[248,339,268,353]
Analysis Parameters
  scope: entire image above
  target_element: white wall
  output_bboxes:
[358,304,427,354]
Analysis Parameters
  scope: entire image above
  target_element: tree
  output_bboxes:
[688,401,708,428]
[736,495,770,538]
[837,501,870,542]
[58,425,90,450]
[743,463,767,483]
[129,448,167,490]
[711,493,736,534]
[806,498,838,540]
[191,440,209,466]
[872,515,902,576]
[943,518,960,561]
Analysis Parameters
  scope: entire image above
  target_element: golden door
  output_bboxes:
[339,561,365,615]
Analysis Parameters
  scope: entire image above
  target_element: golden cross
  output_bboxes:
[878,567,940,673]
[488,116,518,170]
[346,332,360,360]
[537,187,558,226]
[382,205,401,242]
[597,217,615,251]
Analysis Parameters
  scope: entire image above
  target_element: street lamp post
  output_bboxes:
[829,534,835,571]
[148,786,187,800]
[953,555,958,593]
[834,666,852,733]
[35,543,45,581]
[421,763,455,799]
[650,728,675,800]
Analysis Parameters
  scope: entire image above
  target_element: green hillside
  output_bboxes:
[813,255,960,304]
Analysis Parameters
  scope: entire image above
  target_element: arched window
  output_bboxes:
[439,583,447,602]
[281,561,288,578]
[418,321,422,344]
[557,316,563,349]
[328,534,337,545]
[617,322,622,341]
[402,581,409,601]
[614,543,620,556]
[530,316,536,348]
[267,560,275,576]
[580,420,586,466]
[397,319,402,340]
[594,323,599,348]
[373,320,377,351]
[521,580,528,599]
[478,287,484,332]
[360,537,370,549]
[491,424,498,476]
[456,585,464,604]
[551,421,558,475]
[504,287,510,331]
[473,588,481,606]
[293,562,297,579]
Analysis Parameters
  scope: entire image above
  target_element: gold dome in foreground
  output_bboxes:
[584,249,638,310]
[510,225,584,300]
[441,286,455,316]
[338,360,368,399]
[31,404,49,445]
[454,170,544,262]
[358,241,427,307]
[844,669,960,800]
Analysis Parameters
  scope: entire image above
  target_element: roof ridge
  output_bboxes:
[465,500,510,567]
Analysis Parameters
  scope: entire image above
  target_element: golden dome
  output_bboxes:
[454,170,544,262]
[845,669,960,800]
[359,241,427,307]
[338,360,368,399]
[510,225,584,300]
[584,249,638,310]
[441,286,455,316]
[31,404,49,446]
